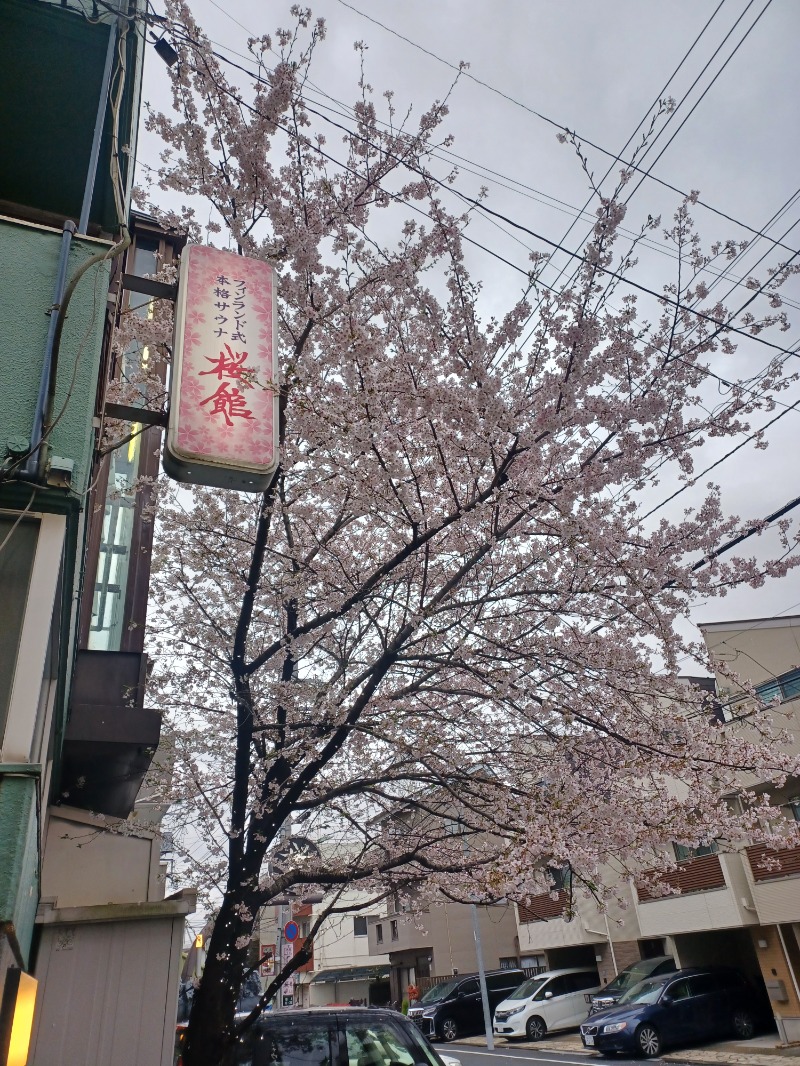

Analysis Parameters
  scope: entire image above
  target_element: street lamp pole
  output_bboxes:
[470,902,495,1050]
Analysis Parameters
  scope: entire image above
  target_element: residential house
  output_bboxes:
[513,614,800,1044]
[366,896,520,1005]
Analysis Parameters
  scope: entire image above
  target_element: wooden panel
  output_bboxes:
[747,843,800,882]
[517,891,566,924]
[636,854,725,901]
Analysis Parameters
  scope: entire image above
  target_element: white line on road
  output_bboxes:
[450,1048,594,1066]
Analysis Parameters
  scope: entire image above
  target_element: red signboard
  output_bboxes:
[164,245,279,491]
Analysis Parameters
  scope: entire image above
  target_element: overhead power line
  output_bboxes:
[163,24,800,366]
[332,0,797,258]
[153,22,800,523]
[622,0,775,206]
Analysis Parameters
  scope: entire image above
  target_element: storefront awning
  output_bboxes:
[310,966,390,985]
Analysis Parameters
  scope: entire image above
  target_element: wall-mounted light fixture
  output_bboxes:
[0,968,38,1066]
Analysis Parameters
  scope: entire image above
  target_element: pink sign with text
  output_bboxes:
[165,245,278,491]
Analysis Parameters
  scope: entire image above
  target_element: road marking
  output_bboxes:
[450,1049,594,1066]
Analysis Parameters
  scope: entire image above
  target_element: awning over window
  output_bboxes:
[310,966,390,985]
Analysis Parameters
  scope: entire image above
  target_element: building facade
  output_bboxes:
[366,897,520,1006]
[259,893,392,1009]
[0,1,193,1061]
[514,614,800,1044]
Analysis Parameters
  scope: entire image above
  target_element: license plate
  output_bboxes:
[584,1035,594,1046]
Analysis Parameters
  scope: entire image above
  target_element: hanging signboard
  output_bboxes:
[163,244,279,492]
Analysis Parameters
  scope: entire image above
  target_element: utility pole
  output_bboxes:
[471,903,494,1050]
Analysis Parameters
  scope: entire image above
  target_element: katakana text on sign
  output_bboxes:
[164,245,278,492]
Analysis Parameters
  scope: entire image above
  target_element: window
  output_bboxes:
[756,668,800,706]
[690,973,724,996]
[666,978,692,1001]
[376,924,383,944]
[673,840,718,862]
[570,971,601,992]
[240,1016,334,1066]
[787,798,800,822]
[548,864,572,892]
[353,916,368,937]
[498,957,518,970]
[540,975,570,999]
[344,1018,439,1066]
[390,920,398,941]
[459,979,479,996]
[0,516,40,734]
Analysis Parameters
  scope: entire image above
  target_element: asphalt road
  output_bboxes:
[447,1041,659,1066]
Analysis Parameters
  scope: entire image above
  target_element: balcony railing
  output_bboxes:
[746,843,800,882]
[517,891,567,924]
[636,854,725,901]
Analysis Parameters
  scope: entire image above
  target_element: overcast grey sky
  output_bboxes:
[138,0,800,639]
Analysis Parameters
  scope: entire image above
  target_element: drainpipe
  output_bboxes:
[78,18,119,236]
[582,916,619,976]
[24,14,118,481]
[24,220,75,478]
[776,925,800,1008]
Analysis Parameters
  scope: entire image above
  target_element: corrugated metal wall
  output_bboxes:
[30,914,183,1066]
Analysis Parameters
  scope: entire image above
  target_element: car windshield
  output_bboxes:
[507,977,549,1001]
[618,977,668,1006]
[420,980,459,1004]
[602,963,657,997]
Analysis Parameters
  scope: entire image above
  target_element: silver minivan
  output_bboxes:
[493,968,601,1041]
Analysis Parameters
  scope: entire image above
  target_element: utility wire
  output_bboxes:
[143,0,800,261]
[157,25,800,546]
[538,0,750,300]
[163,25,800,366]
[623,0,774,206]
[331,0,797,257]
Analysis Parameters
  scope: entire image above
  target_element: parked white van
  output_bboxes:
[493,968,601,1041]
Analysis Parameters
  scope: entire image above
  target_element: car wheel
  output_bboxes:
[526,1016,547,1041]
[732,1009,755,1040]
[440,1018,458,1042]
[635,1024,661,1058]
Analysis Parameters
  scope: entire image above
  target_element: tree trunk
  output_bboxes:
[182,894,254,1066]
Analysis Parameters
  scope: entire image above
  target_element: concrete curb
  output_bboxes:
[451,1034,800,1064]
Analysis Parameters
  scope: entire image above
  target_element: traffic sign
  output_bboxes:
[284,920,300,942]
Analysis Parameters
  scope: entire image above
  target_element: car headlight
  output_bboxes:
[602,1021,628,1034]
[421,1009,437,1018]
[503,1006,526,1018]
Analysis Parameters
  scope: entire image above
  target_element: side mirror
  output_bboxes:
[661,994,672,1005]
[544,991,553,1000]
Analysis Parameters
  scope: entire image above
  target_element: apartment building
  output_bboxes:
[259,892,391,1008]
[514,614,800,1044]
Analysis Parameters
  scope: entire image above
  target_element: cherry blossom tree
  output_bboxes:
[137,5,800,1064]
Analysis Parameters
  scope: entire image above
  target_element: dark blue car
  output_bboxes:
[579,967,758,1058]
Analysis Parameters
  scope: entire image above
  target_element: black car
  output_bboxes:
[407,969,526,1042]
[192,1006,461,1066]
[579,967,758,1058]
[588,955,676,1014]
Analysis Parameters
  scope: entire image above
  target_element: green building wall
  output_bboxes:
[0,775,39,966]
[0,217,110,496]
